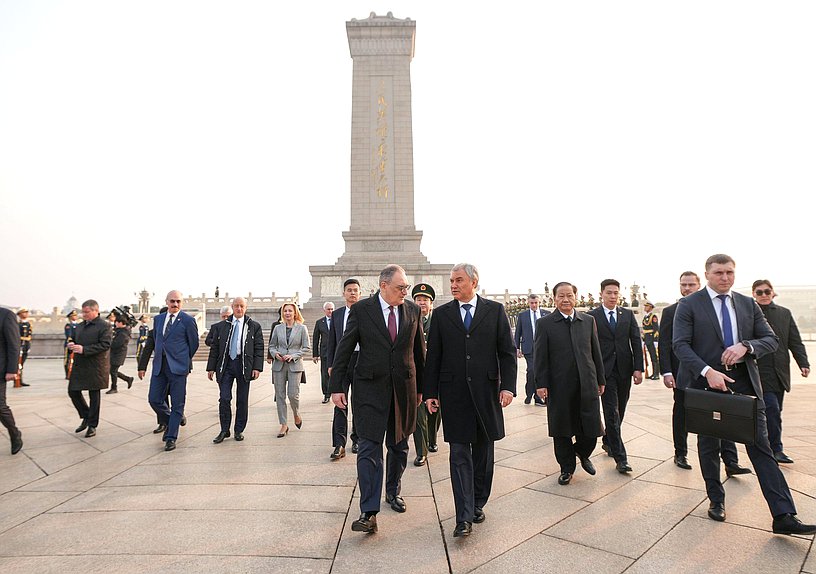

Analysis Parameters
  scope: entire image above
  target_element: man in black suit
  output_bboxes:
[313,301,335,404]
[536,282,605,487]
[588,279,643,473]
[207,297,264,443]
[0,307,23,454]
[514,294,548,406]
[673,253,815,534]
[425,263,517,538]
[205,306,232,348]
[326,279,361,459]
[330,264,426,535]
[659,271,745,473]
[753,279,810,464]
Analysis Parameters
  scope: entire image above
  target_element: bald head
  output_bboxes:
[165,290,183,314]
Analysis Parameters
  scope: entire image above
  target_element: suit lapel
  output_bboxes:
[445,301,466,334]
[733,293,751,341]
[395,303,410,344]
[701,291,724,345]
[365,298,394,344]
[467,296,489,333]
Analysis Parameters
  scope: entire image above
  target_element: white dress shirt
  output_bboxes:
[459,295,478,323]
[379,293,400,332]
[231,316,244,355]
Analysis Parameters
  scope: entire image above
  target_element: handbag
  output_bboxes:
[683,387,758,445]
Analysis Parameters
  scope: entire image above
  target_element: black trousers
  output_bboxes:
[674,388,739,463]
[0,380,20,437]
[319,355,330,398]
[764,391,785,454]
[644,337,658,374]
[449,421,495,524]
[601,371,631,462]
[696,365,795,517]
[554,435,597,474]
[332,351,358,448]
[69,389,101,428]
[219,356,250,433]
[109,365,131,390]
[357,404,409,515]
[523,354,536,400]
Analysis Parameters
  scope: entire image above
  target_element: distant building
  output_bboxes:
[736,285,816,334]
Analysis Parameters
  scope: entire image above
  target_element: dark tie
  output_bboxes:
[564,314,572,326]
[608,310,617,332]
[165,314,174,337]
[388,306,397,342]
[717,294,734,347]
[462,304,473,330]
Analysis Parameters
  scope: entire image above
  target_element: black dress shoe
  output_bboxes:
[535,398,546,407]
[772,513,816,535]
[126,376,134,389]
[75,420,88,433]
[601,443,613,457]
[473,507,485,523]
[674,455,692,470]
[351,513,377,534]
[330,446,346,460]
[725,464,752,476]
[453,521,472,537]
[579,456,596,476]
[774,452,794,464]
[20,382,30,387]
[523,397,532,405]
[234,432,244,441]
[428,444,438,453]
[385,493,406,513]
[708,502,726,522]
[105,388,118,394]
[162,430,168,441]
[322,396,330,404]
[180,416,187,426]
[85,427,96,438]
[558,472,572,485]
[10,431,23,455]
[616,461,633,474]
[213,430,230,444]
[351,441,359,454]
[165,440,176,451]
[414,455,427,466]
[153,423,167,434]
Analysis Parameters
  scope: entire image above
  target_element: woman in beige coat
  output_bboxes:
[269,304,310,437]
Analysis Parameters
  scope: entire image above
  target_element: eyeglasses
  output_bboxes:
[393,284,412,293]
[754,289,772,296]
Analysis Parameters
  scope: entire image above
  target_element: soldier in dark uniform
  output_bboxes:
[136,315,149,364]
[17,308,32,387]
[64,310,80,379]
[411,283,439,466]
[641,301,660,379]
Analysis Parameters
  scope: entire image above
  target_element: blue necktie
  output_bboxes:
[230,320,240,360]
[717,294,734,347]
[608,310,617,332]
[462,304,473,331]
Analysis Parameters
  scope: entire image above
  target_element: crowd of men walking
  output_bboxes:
[0,255,813,537]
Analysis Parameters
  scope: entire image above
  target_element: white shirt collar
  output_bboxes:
[706,285,731,300]
[378,293,396,311]
[560,311,575,320]
[602,305,616,314]
[458,294,478,308]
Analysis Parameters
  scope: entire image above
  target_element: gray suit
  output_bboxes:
[269,322,310,425]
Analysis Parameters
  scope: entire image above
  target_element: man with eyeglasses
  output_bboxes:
[146,290,199,452]
[330,264,426,535]
[752,279,810,464]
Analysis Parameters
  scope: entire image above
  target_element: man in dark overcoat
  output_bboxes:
[67,299,112,438]
[107,315,134,394]
[330,264,426,535]
[535,282,605,486]
[424,263,517,538]
[0,307,23,454]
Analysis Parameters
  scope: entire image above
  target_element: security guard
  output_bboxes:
[642,301,660,379]
[17,308,32,387]
[64,309,80,379]
[411,283,439,466]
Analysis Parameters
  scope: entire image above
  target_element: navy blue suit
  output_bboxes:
[673,287,794,517]
[149,311,199,442]
[514,308,549,401]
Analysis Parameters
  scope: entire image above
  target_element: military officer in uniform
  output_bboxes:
[411,283,439,466]
[642,301,660,379]
[136,315,149,364]
[17,308,32,387]
[64,310,80,379]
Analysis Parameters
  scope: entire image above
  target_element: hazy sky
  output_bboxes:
[2,1,814,312]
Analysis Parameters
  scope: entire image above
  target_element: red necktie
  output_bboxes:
[388,306,397,342]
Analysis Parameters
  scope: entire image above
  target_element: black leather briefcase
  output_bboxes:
[684,388,758,445]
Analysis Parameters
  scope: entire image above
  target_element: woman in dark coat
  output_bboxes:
[67,300,111,437]
[107,317,134,394]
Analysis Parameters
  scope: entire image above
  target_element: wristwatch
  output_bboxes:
[741,340,753,354]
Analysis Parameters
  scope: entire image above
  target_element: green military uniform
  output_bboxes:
[411,283,440,464]
[642,302,660,379]
[64,310,80,379]
[17,309,32,387]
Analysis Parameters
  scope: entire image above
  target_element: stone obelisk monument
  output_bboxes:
[306,13,451,316]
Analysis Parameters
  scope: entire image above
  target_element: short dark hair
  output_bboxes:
[81,299,99,310]
[343,278,360,289]
[600,279,620,291]
[528,294,539,301]
[679,271,699,281]
[553,282,578,295]
[705,254,735,270]
[752,279,774,291]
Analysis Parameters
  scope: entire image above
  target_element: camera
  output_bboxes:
[112,305,138,328]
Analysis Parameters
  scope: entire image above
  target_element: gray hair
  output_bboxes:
[219,305,231,314]
[379,264,406,285]
[323,301,335,310]
[452,263,479,284]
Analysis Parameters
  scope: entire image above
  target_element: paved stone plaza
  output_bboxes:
[3,350,816,573]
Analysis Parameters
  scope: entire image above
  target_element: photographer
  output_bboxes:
[107,307,136,394]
